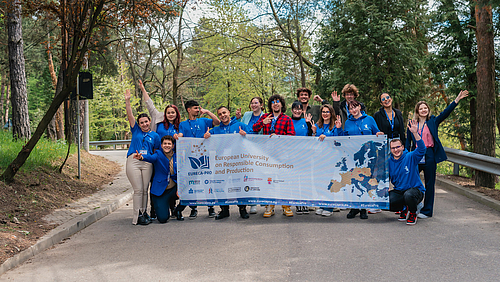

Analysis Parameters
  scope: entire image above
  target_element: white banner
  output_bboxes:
[177,134,389,209]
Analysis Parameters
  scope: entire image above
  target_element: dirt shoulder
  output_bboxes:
[0,151,120,265]
[439,174,500,202]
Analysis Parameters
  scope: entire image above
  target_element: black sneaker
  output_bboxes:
[346,209,360,219]
[137,214,150,225]
[208,207,216,218]
[215,209,230,220]
[407,212,417,225]
[239,207,249,219]
[398,207,408,221]
[175,210,184,221]
[189,209,198,220]
[360,209,368,219]
[296,206,303,215]
[302,207,310,214]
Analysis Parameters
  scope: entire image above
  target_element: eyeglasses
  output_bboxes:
[390,145,402,150]
[381,96,391,102]
[321,111,330,114]
[272,100,280,104]
[345,92,355,96]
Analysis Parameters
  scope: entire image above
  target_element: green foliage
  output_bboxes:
[89,76,135,141]
[0,130,74,171]
[315,0,430,114]
[27,67,55,130]
[194,0,295,113]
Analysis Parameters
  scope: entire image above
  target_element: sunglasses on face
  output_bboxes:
[272,100,280,104]
[322,111,330,114]
[381,96,391,102]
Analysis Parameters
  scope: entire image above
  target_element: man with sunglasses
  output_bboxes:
[253,94,296,218]
[388,120,426,225]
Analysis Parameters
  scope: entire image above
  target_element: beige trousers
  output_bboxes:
[126,155,153,224]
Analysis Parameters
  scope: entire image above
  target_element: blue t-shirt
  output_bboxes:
[292,118,309,136]
[127,123,161,157]
[316,123,341,137]
[342,114,380,136]
[179,118,214,138]
[210,119,250,135]
[156,122,178,138]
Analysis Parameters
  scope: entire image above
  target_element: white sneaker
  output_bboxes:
[368,209,382,214]
[249,206,257,214]
[417,213,429,219]
[416,202,423,215]
[322,210,333,217]
[315,208,324,215]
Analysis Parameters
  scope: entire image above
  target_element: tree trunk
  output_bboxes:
[46,32,65,140]
[0,74,5,126]
[474,1,496,188]
[8,0,31,140]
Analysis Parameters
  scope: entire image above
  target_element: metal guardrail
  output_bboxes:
[444,147,500,176]
[88,140,499,176]
[89,139,130,149]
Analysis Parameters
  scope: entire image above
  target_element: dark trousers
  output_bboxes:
[220,205,246,212]
[419,147,437,217]
[151,187,178,223]
[175,205,213,212]
[389,188,424,213]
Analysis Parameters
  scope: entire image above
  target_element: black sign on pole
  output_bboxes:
[70,72,93,100]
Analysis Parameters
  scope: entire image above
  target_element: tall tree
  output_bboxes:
[2,0,175,183]
[315,0,429,113]
[7,0,31,139]
[474,0,496,188]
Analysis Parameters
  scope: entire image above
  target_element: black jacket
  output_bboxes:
[373,107,406,146]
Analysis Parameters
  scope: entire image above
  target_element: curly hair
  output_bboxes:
[341,84,359,98]
[267,94,287,113]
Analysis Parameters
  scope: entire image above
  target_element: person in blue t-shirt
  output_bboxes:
[204,106,250,220]
[311,104,343,216]
[140,80,182,219]
[125,89,161,225]
[341,100,383,220]
[133,135,178,223]
[388,120,426,225]
[177,100,220,219]
[290,101,313,214]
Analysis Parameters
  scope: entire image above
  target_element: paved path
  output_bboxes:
[1,151,500,281]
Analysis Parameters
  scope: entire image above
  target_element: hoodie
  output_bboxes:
[210,118,250,135]
[389,138,426,193]
[341,112,380,136]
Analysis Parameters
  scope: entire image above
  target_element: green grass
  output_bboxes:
[0,130,76,172]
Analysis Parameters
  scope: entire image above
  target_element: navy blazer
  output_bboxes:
[142,151,177,196]
[406,101,458,164]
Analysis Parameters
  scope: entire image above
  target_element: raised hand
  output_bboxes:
[239,126,247,136]
[408,119,418,134]
[263,114,273,125]
[124,89,131,101]
[305,113,313,123]
[335,115,342,128]
[313,95,323,103]
[331,90,340,102]
[311,123,317,135]
[200,107,208,115]
[455,90,469,103]
[235,108,242,119]
[204,128,211,139]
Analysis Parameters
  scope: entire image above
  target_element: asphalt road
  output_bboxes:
[1,151,500,281]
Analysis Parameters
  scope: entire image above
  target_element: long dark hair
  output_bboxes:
[162,105,181,131]
[317,104,336,130]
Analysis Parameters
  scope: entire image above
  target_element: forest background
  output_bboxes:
[0,0,500,187]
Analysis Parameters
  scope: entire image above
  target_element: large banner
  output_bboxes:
[177,134,389,209]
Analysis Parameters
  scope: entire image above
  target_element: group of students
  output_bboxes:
[124,80,469,226]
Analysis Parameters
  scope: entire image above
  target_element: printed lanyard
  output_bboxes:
[384,109,394,137]
[270,117,277,133]
[188,119,199,137]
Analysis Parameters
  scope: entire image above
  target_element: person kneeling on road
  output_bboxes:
[388,120,426,225]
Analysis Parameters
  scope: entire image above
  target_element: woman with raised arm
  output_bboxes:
[139,80,181,218]
[125,89,161,225]
[406,90,469,219]
[311,104,343,217]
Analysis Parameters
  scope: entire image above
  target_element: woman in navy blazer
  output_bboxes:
[406,90,469,218]
[134,135,178,223]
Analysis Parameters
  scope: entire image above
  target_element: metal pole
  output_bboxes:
[83,100,89,151]
[77,74,81,179]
